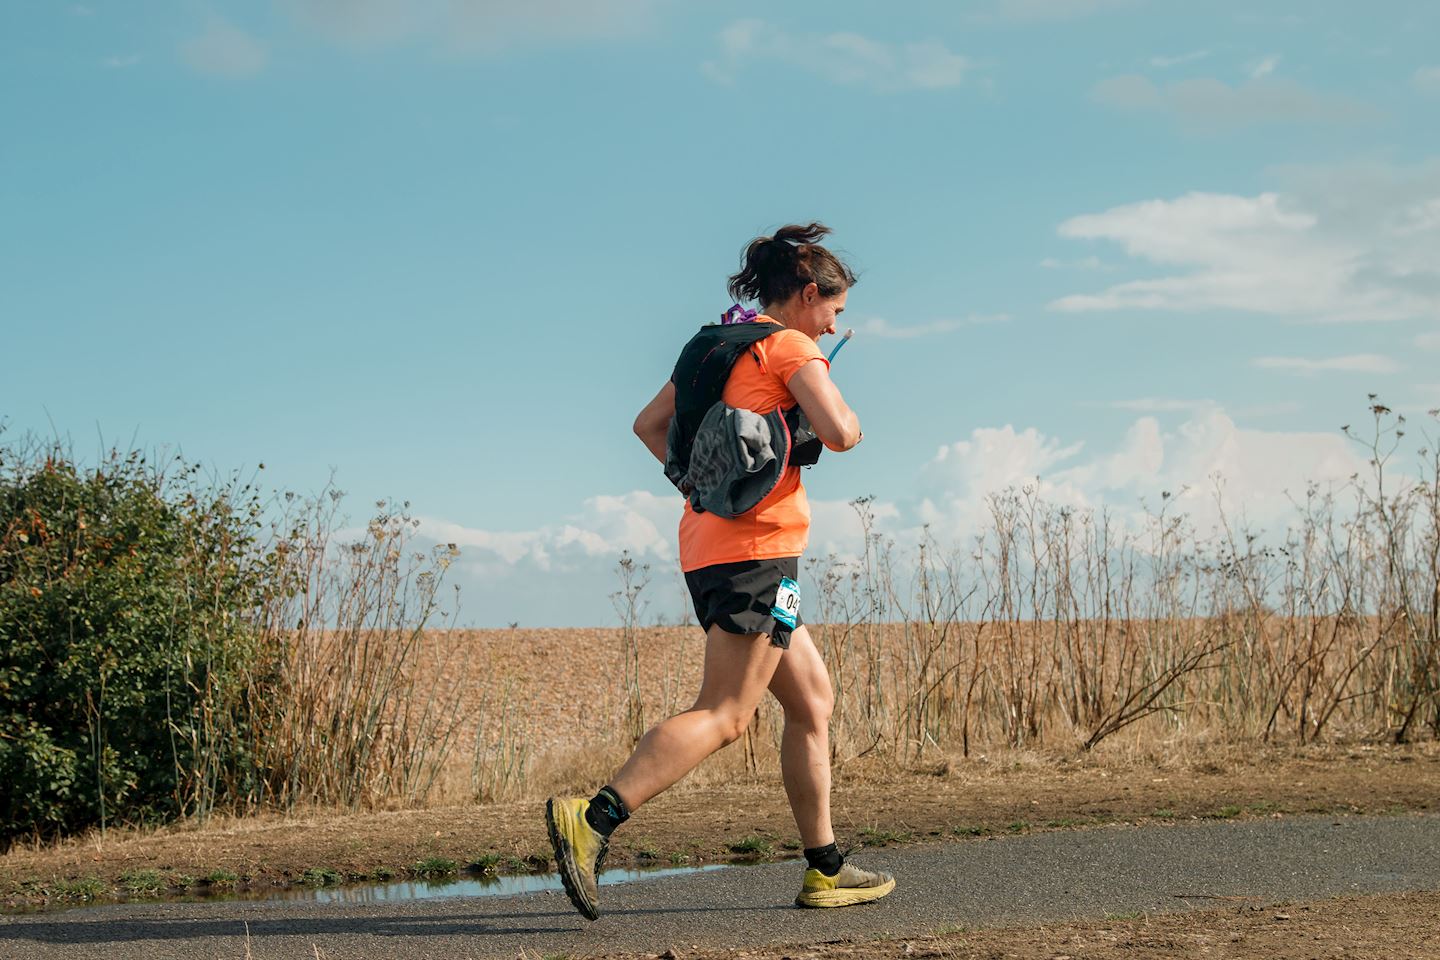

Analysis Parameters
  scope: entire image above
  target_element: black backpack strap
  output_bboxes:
[784,405,824,468]
[666,322,782,490]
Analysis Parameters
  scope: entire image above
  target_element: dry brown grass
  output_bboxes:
[410,613,1435,811]
[209,402,1440,816]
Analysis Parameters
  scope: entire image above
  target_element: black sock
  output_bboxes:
[804,842,843,876]
[584,785,630,837]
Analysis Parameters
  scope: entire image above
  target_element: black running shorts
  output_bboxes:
[684,557,802,648]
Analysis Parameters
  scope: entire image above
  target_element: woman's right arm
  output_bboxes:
[787,360,861,451]
[633,381,676,465]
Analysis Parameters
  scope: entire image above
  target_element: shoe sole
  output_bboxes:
[795,877,896,908]
[545,798,600,921]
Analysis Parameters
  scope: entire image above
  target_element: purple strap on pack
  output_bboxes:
[721,303,759,325]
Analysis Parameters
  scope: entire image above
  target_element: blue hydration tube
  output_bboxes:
[827,328,854,363]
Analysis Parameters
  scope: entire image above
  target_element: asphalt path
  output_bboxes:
[3,814,1437,960]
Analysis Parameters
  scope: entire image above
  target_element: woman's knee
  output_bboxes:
[784,690,833,731]
[716,709,755,746]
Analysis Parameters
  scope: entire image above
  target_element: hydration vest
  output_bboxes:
[664,321,823,518]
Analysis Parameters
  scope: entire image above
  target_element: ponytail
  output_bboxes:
[727,222,857,307]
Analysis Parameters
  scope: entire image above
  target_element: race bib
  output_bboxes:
[772,576,800,629]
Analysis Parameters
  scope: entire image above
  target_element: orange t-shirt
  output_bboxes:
[677,321,828,572]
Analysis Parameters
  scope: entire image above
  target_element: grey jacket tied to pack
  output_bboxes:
[665,321,823,519]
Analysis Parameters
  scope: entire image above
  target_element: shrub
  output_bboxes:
[0,437,273,844]
[1,428,466,847]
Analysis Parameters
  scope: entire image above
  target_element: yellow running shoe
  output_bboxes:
[795,861,896,908]
[546,797,608,920]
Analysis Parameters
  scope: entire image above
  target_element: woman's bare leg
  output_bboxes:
[608,623,784,811]
[766,625,835,849]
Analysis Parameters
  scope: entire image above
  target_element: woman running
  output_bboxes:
[546,223,895,920]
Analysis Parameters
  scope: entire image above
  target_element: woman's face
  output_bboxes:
[782,283,848,342]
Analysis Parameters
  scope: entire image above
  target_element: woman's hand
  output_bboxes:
[787,360,861,451]
[634,381,676,464]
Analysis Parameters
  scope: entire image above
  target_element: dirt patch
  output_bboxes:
[588,891,1440,960]
[2,741,1434,908]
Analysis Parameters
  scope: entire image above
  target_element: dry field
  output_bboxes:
[435,616,1439,806]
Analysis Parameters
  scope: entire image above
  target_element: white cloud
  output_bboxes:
[917,409,1373,545]
[282,0,662,54]
[418,490,680,570]
[102,54,141,69]
[1253,354,1399,375]
[392,487,894,625]
[414,486,894,577]
[180,19,268,77]
[807,496,900,560]
[1417,332,1440,350]
[1040,255,1106,270]
[854,314,1008,339]
[1249,54,1280,79]
[1091,74,1376,131]
[1053,192,1345,315]
[1414,66,1440,96]
[1150,50,1209,69]
[921,424,1088,526]
[992,0,1136,20]
[703,20,972,91]
[1050,162,1440,324]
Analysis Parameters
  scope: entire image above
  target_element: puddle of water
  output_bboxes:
[8,860,795,915]
[269,862,738,906]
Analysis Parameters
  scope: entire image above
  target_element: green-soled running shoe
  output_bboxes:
[795,861,896,908]
[546,797,608,921]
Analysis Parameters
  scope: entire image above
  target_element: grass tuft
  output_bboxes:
[468,853,503,875]
[119,869,165,897]
[54,876,106,901]
[205,869,240,890]
[298,867,343,887]
[728,835,773,857]
[412,857,458,879]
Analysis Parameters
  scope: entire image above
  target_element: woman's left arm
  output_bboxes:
[633,381,676,465]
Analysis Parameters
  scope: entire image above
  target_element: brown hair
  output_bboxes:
[727,222,857,307]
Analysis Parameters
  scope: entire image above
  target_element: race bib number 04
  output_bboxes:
[772,576,800,629]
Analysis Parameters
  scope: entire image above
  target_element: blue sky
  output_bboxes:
[4,1,1438,625]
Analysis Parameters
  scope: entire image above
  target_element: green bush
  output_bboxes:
[1,428,464,846]
[0,437,275,844]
